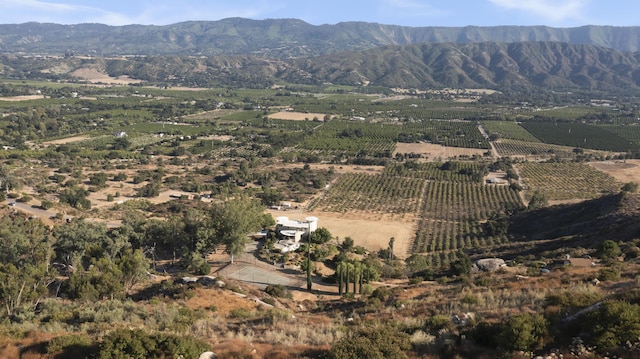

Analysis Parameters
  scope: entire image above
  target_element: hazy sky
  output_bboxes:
[0,0,637,27]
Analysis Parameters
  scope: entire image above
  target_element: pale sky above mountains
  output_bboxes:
[0,0,637,27]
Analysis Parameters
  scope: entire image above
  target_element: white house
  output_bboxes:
[275,216,318,243]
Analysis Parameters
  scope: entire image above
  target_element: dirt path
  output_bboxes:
[478,124,499,158]
[511,164,528,206]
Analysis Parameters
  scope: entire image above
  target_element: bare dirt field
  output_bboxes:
[144,86,210,91]
[589,160,640,183]
[267,111,328,121]
[86,184,198,210]
[268,209,415,259]
[273,163,384,176]
[394,142,487,160]
[40,135,90,146]
[0,95,45,102]
[198,135,234,142]
[263,163,412,257]
[70,68,141,85]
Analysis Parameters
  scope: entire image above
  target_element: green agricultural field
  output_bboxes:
[493,139,577,158]
[521,121,639,152]
[597,124,640,145]
[529,105,600,120]
[481,120,539,142]
[518,162,622,201]
[308,172,426,216]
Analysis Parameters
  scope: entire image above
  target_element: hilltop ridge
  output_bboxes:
[2,19,640,57]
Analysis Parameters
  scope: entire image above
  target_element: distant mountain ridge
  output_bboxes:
[2,18,640,57]
[284,41,640,90]
[4,41,640,91]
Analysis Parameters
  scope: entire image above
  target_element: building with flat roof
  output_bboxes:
[275,216,318,243]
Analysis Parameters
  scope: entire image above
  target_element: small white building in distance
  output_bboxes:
[275,216,318,243]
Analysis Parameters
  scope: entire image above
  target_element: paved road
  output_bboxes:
[216,242,306,290]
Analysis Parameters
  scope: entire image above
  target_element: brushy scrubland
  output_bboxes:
[0,80,639,358]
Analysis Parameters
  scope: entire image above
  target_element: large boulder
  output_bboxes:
[199,352,217,359]
[472,258,506,272]
[174,276,199,285]
[197,276,218,286]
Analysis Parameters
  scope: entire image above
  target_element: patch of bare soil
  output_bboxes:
[0,95,45,102]
[157,86,210,91]
[394,142,486,160]
[268,209,415,259]
[272,163,384,176]
[70,68,141,85]
[86,187,198,210]
[198,135,234,142]
[590,160,640,183]
[267,112,328,121]
[41,135,90,146]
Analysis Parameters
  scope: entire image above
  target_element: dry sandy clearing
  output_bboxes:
[0,95,45,102]
[40,135,91,146]
[394,142,487,160]
[267,111,328,121]
[589,160,640,183]
[70,68,141,85]
[268,209,415,259]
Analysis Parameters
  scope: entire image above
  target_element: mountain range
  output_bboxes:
[1,18,640,57]
[3,18,640,91]
[4,41,640,91]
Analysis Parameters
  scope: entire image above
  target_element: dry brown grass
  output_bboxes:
[590,159,640,183]
[394,142,487,160]
[0,95,45,102]
[267,112,329,121]
[70,68,141,84]
[185,287,257,316]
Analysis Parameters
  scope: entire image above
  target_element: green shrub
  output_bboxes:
[47,334,93,354]
[98,329,208,359]
[545,290,602,308]
[17,195,31,202]
[425,315,451,333]
[598,267,620,281]
[583,300,640,353]
[370,287,391,301]
[461,294,479,305]
[360,284,374,296]
[229,308,253,319]
[265,284,292,299]
[598,240,621,264]
[330,324,411,359]
[496,313,548,352]
[366,297,383,310]
[467,321,502,348]
[40,200,53,209]
[263,308,291,324]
